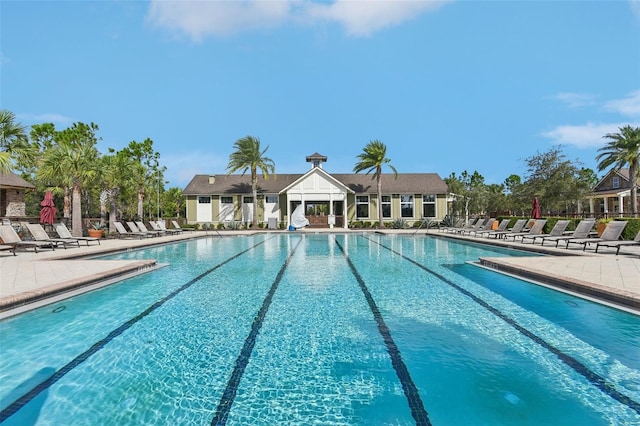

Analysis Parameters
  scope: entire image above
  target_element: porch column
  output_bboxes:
[589,198,595,215]
[618,194,625,215]
[603,196,609,215]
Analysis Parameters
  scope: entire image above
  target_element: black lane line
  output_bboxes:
[211,237,303,426]
[365,236,640,416]
[334,237,432,426]
[0,237,273,424]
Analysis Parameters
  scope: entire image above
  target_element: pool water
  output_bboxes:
[0,234,638,425]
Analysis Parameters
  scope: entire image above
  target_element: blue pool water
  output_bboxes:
[0,234,639,425]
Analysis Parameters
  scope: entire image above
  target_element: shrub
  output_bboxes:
[391,218,406,229]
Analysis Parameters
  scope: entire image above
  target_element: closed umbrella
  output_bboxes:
[39,190,57,225]
[530,197,541,219]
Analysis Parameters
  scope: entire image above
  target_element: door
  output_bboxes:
[197,196,212,223]
[242,196,254,224]
[219,196,234,222]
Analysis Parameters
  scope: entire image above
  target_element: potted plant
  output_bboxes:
[596,218,612,237]
[88,222,106,238]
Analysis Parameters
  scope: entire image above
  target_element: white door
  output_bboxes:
[219,196,234,222]
[197,196,212,222]
[264,195,279,220]
[242,196,253,224]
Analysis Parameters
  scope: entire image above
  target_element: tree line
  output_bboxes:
[2,108,639,234]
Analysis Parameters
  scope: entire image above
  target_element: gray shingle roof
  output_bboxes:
[183,172,447,195]
[0,171,36,189]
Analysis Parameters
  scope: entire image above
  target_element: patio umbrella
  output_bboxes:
[530,197,541,219]
[39,190,57,225]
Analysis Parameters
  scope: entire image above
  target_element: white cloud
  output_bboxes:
[146,0,450,40]
[631,0,640,19]
[604,90,640,117]
[17,113,75,125]
[542,122,635,148]
[551,92,597,108]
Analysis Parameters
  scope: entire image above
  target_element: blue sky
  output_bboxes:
[2,0,639,189]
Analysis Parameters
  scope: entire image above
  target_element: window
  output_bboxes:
[356,195,369,218]
[198,196,211,204]
[243,196,253,203]
[266,195,278,204]
[220,196,233,204]
[400,195,414,218]
[422,194,436,218]
[612,177,620,189]
[381,195,391,218]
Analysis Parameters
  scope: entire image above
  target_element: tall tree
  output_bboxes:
[226,136,275,228]
[596,125,640,215]
[38,122,100,236]
[121,138,160,219]
[0,109,29,173]
[353,140,397,229]
[445,170,485,222]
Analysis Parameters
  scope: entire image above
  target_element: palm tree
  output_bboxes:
[596,125,640,215]
[0,109,29,173]
[353,140,397,229]
[226,136,275,228]
[38,123,100,236]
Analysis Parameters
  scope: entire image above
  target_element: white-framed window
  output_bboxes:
[220,196,233,204]
[612,177,620,189]
[356,195,369,218]
[198,196,211,204]
[381,195,391,218]
[265,195,278,204]
[400,195,414,218]
[422,194,436,218]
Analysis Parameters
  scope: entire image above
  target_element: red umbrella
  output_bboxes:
[39,190,57,225]
[530,197,541,219]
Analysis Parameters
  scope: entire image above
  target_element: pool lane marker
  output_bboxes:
[0,237,274,424]
[334,237,432,426]
[211,237,303,426]
[364,236,640,416]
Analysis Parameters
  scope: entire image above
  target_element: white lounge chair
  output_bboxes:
[0,225,56,253]
[135,221,163,237]
[24,223,80,249]
[113,221,149,239]
[55,223,101,245]
[171,220,190,233]
[486,219,527,239]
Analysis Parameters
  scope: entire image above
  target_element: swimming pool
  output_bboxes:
[1,233,638,425]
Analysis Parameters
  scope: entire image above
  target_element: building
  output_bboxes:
[0,171,35,218]
[182,153,448,229]
[586,168,640,216]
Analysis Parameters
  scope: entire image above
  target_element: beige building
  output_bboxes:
[587,168,640,216]
[0,171,35,218]
[182,153,448,229]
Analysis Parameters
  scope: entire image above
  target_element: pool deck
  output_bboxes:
[1,228,639,316]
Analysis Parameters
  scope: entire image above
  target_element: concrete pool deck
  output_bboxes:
[1,228,639,316]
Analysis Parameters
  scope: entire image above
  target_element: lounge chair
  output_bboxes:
[464,218,496,237]
[126,221,158,238]
[55,223,101,245]
[438,218,464,233]
[520,220,570,245]
[486,219,527,239]
[24,223,80,249]
[595,230,640,255]
[456,218,486,235]
[0,243,16,255]
[565,220,628,251]
[539,219,595,247]
[503,219,548,242]
[0,224,56,252]
[150,220,180,235]
[135,221,164,237]
[113,221,149,239]
[476,219,510,238]
[171,220,191,233]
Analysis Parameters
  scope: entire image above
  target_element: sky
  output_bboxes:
[2,0,639,190]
